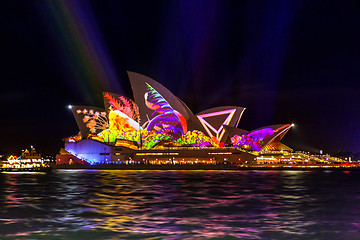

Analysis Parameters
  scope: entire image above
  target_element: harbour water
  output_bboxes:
[1,169,360,239]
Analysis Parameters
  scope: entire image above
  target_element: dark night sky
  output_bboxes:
[1,0,360,155]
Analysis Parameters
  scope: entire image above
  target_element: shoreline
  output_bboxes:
[52,164,360,171]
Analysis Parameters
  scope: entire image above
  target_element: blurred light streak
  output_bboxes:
[44,0,123,104]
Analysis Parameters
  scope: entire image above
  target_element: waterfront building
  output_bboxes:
[59,72,293,165]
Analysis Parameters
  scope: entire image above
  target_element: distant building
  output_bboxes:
[3,147,50,169]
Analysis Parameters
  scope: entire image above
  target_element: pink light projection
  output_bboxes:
[197,109,237,141]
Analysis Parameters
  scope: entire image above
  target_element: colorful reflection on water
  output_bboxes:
[0,170,360,239]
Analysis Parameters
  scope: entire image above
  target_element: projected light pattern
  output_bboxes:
[104,93,140,123]
[76,108,108,134]
[231,135,261,151]
[247,128,274,142]
[98,129,140,144]
[176,130,217,147]
[230,125,295,151]
[141,130,174,149]
[197,109,236,141]
[145,82,187,138]
[231,128,274,151]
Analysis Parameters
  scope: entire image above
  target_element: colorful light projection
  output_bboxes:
[176,130,218,147]
[76,108,108,134]
[98,129,140,144]
[144,82,187,139]
[95,93,142,143]
[231,128,274,151]
[247,128,274,142]
[98,128,218,150]
[141,130,174,149]
[230,125,292,151]
[95,84,190,148]
[104,93,140,123]
[93,84,218,149]
[197,109,237,142]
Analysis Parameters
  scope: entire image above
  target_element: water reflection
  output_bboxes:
[0,170,360,239]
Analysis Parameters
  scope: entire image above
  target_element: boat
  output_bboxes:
[1,147,52,172]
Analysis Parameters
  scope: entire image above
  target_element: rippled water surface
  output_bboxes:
[1,170,360,239]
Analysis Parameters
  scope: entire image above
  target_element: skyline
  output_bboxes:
[1,0,360,155]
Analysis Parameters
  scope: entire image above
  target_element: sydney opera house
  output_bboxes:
[57,72,293,165]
